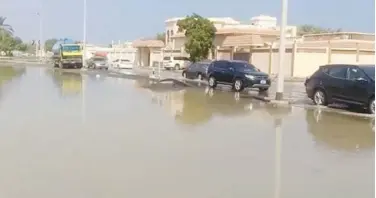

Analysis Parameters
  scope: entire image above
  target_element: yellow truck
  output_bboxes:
[52,44,83,69]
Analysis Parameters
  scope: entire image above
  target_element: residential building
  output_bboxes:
[165,15,298,59]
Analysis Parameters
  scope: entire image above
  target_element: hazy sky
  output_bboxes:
[1,0,374,44]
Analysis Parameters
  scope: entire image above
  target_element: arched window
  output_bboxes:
[166,30,170,43]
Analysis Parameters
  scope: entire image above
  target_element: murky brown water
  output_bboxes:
[0,66,374,198]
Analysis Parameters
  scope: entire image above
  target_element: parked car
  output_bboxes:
[112,59,133,69]
[162,56,190,70]
[206,60,271,92]
[87,56,108,70]
[182,60,212,80]
[304,64,375,114]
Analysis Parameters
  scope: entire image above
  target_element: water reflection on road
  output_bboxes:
[0,67,374,198]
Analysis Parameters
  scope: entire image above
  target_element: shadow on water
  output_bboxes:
[305,107,374,151]
[45,69,83,97]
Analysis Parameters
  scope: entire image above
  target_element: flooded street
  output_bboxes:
[0,66,374,198]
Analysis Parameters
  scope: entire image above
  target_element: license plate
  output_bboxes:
[260,80,266,84]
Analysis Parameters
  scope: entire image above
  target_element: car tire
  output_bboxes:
[233,79,244,92]
[182,72,187,79]
[259,87,269,92]
[208,76,217,89]
[174,64,180,70]
[367,97,375,114]
[313,89,328,106]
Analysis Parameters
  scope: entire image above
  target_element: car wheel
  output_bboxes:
[182,72,187,78]
[367,98,375,114]
[208,76,217,88]
[233,79,244,92]
[259,87,269,92]
[313,89,327,106]
[174,64,180,70]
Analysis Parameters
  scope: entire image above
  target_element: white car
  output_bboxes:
[162,56,190,70]
[112,59,133,69]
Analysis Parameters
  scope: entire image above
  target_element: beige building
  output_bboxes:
[133,15,375,78]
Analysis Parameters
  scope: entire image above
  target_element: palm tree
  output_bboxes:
[0,17,14,35]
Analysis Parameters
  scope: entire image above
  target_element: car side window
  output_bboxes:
[328,67,347,79]
[347,67,367,80]
[214,61,228,69]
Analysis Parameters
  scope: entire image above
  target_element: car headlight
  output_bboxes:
[245,74,255,80]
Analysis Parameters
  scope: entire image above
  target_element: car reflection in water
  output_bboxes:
[47,70,83,97]
[306,108,374,152]
[146,84,268,125]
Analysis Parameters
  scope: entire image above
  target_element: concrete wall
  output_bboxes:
[294,52,327,77]
[239,47,375,78]
[251,49,292,77]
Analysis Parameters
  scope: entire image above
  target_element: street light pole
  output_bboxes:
[39,12,43,61]
[275,0,288,100]
[82,0,87,68]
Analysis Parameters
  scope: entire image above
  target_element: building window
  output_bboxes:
[166,30,170,42]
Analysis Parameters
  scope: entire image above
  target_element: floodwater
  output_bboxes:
[0,66,374,198]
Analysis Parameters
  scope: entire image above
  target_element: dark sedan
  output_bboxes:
[182,60,211,80]
[304,64,375,114]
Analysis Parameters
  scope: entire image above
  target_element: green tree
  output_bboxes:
[297,25,342,36]
[44,38,58,51]
[0,32,17,55]
[155,32,165,43]
[177,13,216,62]
[0,17,14,35]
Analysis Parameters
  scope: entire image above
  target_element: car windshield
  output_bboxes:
[233,62,257,72]
[163,57,171,60]
[62,45,80,51]
[361,66,375,80]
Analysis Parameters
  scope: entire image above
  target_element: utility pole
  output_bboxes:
[275,0,288,100]
[82,0,87,68]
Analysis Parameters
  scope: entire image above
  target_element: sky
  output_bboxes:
[1,0,375,45]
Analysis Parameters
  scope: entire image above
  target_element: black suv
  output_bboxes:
[182,60,211,80]
[305,64,375,114]
[206,60,271,92]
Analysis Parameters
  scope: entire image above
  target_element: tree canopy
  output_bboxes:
[177,13,216,62]
[44,38,58,51]
[297,24,342,36]
[0,16,29,55]
[0,17,14,35]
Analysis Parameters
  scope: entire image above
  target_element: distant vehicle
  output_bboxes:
[162,56,190,70]
[304,64,375,114]
[112,59,133,69]
[182,60,212,80]
[206,60,271,92]
[87,56,108,70]
[52,44,83,69]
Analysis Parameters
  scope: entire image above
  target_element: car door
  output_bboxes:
[222,62,235,83]
[343,66,370,104]
[325,66,348,100]
[186,63,197,78]
[212,61,228,82]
